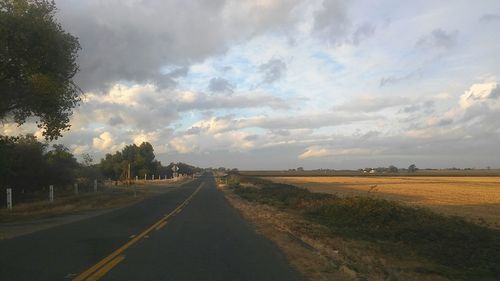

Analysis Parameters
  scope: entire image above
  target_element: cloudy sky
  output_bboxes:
[4,0,500,169]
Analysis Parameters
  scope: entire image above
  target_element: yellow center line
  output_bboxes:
[73,182,204,281]
[155,221,167,231]
[86,255,126,281]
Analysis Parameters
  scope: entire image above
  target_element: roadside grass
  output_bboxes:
[0,188,142,223]
[231,176,500,281]
[0,178,194,224]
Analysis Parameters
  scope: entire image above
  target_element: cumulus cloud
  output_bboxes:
[93,132,116,151]
[459,82,499,109]
[169,126,257,154]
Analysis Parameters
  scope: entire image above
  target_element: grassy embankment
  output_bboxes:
[228,176,500,281]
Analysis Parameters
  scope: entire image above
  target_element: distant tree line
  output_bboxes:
[99,142,201,180]
[360,164,418,173]
[0,134,200,199]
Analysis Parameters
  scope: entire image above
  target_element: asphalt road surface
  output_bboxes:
[0,174,304,281]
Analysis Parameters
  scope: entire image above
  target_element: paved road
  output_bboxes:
[0,174,304,281]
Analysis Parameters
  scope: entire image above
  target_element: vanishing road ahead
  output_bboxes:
[0,174,304,281]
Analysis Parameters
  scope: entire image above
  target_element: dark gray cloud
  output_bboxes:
[416,29,458,50]
[55,0,301,91]
[313,0,350,44]
[153,67,190,89]
[259,59,287,84]
[312,2,375,46]
[107,116,124,126]
[208,77,234,93]
[351,23,376,45]
[479,13,500,23]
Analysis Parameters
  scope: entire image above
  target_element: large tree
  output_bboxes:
[0,0,81,140]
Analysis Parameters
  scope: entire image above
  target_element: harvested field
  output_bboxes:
[267,176,500,228]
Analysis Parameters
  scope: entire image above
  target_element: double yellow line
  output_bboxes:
[73,183,204,281]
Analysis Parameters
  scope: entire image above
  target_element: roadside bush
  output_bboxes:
[233,177,328,208]
[307,198,500,280]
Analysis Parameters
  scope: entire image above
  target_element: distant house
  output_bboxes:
[369,169,376,174]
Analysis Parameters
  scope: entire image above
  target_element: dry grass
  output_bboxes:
[268,176,500,228]
[220,184,450,281]
[0,188,143,223]
[0,179,194,224]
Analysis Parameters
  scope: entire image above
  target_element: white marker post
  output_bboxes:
[94,180,97,193]
[144,174,147,180]
[135,175,138,181]
[74,183,78,195]
[6,188,12,210]
[49,185,54,203]
[152,174,155,180]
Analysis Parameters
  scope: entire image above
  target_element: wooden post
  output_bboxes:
[49,185,54,203]
[6,188,12,210]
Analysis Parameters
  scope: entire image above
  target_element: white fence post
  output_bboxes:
[74,183,78,195]
[94,180,98,192]
[6,188,12,210]
[135,175,138,181]
[144,174,147,180]
[152,174,155,180]
[49,185,54,203]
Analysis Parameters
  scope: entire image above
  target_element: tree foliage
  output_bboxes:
[0,0,81,140]
[0,134,83,191]
[408,164,417,173]
[100,142,162,180]
[99,142,201,180]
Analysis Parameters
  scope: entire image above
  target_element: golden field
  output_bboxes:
[267,176,500,228]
